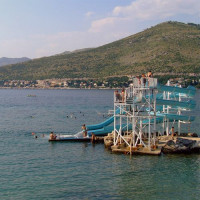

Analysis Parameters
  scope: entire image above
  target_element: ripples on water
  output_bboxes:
[0,89,199,200]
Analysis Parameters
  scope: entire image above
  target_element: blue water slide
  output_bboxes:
[86,116,114,131]
[87,116,170,136]
[87,116,175,136]
[86,108,120,131]
[86,84,196,136]
[150,112,195,121]
[156,99,196,109]
[87,112,195,136]
[87,124,132,136]
[157,84,196,97]
[134,94,196,109]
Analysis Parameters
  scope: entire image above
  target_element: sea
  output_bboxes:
[0,89,199,200]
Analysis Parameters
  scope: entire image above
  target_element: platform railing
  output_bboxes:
[114,90,126,103]
[114,78,157,103]
[133,77,157,88]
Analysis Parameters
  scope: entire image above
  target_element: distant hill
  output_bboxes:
[0,21,200,80]
[72,48,94,53]
[56,48,94,56]
[0,57,31,67]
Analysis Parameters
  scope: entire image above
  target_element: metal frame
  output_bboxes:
[113,77,157,150]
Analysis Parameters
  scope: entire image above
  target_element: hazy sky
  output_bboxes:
[0,0,199,58]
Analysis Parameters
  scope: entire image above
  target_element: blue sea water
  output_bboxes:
[0,89,199,200]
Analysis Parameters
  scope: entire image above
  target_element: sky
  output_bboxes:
[0,0,200,58]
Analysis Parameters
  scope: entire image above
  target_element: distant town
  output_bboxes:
[0,75,200,89]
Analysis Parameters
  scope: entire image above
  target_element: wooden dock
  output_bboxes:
[111,145,162,155]
[110,136,200,155]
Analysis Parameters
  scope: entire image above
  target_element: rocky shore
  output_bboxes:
[162,137,200,154]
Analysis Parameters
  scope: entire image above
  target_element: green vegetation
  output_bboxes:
[0,21,200,80]
[155,75,200,87]
[0,75,199,88]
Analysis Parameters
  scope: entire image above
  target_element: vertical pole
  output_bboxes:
[163,119,165,136]
[163,91,166,135]
[140,119,142,145]
[166,81,170,136]
[119,105,122,144]
[132,94,135,147]
[130,134,132,155]
[153,89,157,145]
[127,115,128,135]
[166,107,169,136]
[178,121,181,135]
[114,98,116,145]
[178,93,181,135]
[148,89,151,150]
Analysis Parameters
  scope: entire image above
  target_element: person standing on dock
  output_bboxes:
[115,90,119,102]
[147,71,153,78]
[91,133,96,143]
[136,75,141,87]
[121,88,125,102]
[171,127,175,139]
[82,124,87,137]
[141,74,146,87]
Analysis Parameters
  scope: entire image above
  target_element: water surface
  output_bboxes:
[0,89,199,200]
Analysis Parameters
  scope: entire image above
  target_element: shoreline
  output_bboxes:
[0,87,119,90]
[0,86,199,90]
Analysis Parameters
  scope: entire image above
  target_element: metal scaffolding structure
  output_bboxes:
[113,77,158,150]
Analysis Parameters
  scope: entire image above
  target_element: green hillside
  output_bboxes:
[0,21,200,80]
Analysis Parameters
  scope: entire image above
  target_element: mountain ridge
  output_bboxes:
[0,21,200,80]
[0,57,31,67]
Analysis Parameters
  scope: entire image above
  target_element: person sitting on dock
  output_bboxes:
[50,132,57,140]
[82,124,87,137]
